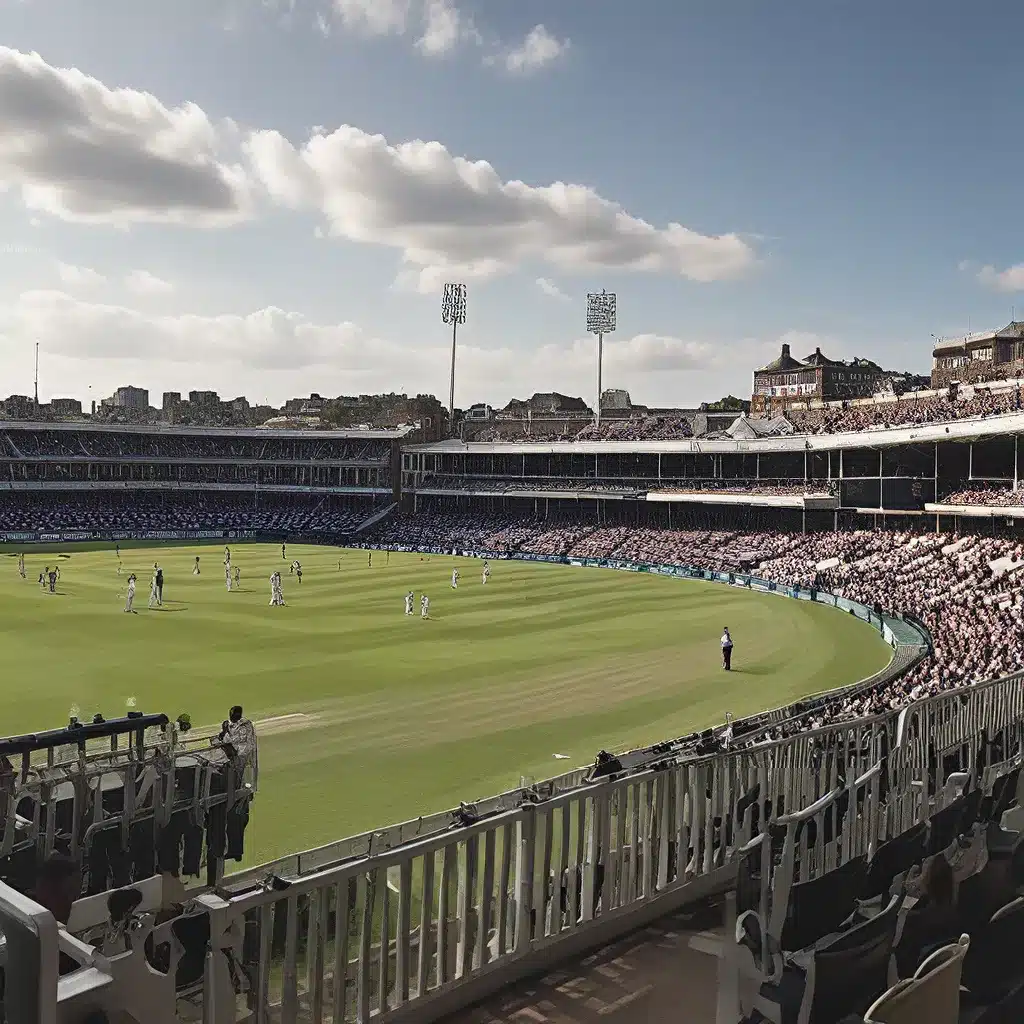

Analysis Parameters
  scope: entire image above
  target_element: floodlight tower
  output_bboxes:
[442,283,467,425]
[586,290,616,427]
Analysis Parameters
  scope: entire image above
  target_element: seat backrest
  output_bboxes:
[866,935,969,1024]
[809,892,902,1024]
[962,896,1024,998]
[990,765,1022,823]
[864,823,927,899]
[927,796,966,856]
[781,855,867,952]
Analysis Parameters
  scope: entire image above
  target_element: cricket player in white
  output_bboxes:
[225,563,233,591]
[18,554,25,579]
[421,594,430,619]
[451,569,459,589]
[124,574,137,613]
[269,572,277,606]
[482,562,491,585]
[193,556,201,575]
[148,571,159,609]
[404,590,414,615]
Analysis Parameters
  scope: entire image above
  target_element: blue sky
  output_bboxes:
[1,0,1022,409]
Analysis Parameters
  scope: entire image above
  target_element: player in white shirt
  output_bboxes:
[269,572,277,606]
[225,563,233,591]
[18,553,25,579]
[482,562,491,585]
[148,572,159,609]
[451,569,459,589]
[193,556,201,575]
[124,573,137,613]
[421,594,430,619]
[404,590,414,615]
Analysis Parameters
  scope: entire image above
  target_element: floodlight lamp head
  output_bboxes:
[586,290,617,335]
[441,282,467,325]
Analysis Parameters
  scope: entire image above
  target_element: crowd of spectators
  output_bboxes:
[0,492,377,535]
[470,416,695,443]
[0,430,391,462]
[786,386,1023,436]
[939,486,1024,507]
[417,475,834,498]
[573,416,694,441]
[372,512,1024,733]
[417,475,645,494]
[468,387,1024,443]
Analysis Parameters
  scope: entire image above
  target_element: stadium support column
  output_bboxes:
[1015,434,1019,491]
[586,290,617,428]
[441,283,467,428]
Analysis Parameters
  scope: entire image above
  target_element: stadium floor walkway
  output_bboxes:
[442,897,723,1024]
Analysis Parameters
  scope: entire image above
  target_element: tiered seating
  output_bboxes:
[727,763,1024,1023]
[0,491,377,534]
[1,429,392,462]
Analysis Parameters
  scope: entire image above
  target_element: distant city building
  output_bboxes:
[464,403,493,422]
[162,392,182,412]
[751,345,886,416]
[283,394,325,416]
[189,390,220,409]
[114,386,149,410]
[601,389,632,411]
[931,322,1024,388]
[50,398,83,418]
[1,395,34,420]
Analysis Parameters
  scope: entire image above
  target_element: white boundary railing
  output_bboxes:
[2,664,1012,1024]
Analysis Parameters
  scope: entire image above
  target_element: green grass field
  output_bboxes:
[0,543,891,865]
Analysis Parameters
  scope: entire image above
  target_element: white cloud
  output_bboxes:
[331,0,412,36]
[502,25,569,74]
[536,277,570,301]
[314,10,331,36]
[55,262,106,289]
[4,290,369,370]
[974,262,1024,293]
[0,290,775,406]
[0,46,252,226]
[245,125,755,292]
[604,333,714,372]
[124,269,174,295]
[416,0,478,56]
[1,47,754,296]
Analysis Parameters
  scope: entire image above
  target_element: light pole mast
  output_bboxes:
[441,283,467,429]
[586,290,617,428]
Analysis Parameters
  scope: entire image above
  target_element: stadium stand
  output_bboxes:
[785,384,1024,436]
[9,416,1024,1023]
[0,490,378,535]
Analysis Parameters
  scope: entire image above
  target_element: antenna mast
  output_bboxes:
[34,342,39,409]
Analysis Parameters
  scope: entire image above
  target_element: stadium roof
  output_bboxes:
[0,420,414,440]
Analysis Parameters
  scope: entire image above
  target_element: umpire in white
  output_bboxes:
[721,627,734,670]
